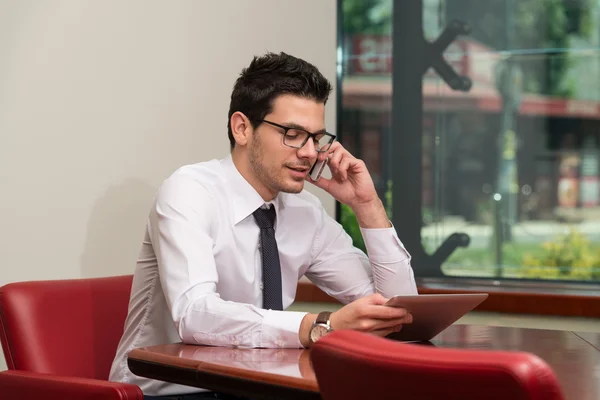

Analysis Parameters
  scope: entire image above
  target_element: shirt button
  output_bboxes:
[276,340,284,347]
[259,283,264,291]
[233,340,240,346]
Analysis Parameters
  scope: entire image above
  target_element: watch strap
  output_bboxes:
[316,311,332,326]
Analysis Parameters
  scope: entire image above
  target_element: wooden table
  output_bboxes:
[128,325,600,400]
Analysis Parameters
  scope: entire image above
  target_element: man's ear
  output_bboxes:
[230,112,253,147]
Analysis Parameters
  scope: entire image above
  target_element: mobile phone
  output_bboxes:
[309,157,328,181]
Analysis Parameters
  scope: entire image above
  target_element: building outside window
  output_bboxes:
[338,0,600,284]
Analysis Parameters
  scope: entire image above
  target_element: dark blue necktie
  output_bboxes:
[253,206,283,311]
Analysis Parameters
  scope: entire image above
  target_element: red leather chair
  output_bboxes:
[0,275,143,399]
[311,330,564,400]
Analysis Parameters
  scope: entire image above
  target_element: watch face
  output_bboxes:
[310,323,330,342]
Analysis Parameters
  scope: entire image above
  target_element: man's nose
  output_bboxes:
[297,138,318,159]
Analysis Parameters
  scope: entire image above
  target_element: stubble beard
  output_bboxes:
[249,133,303,195]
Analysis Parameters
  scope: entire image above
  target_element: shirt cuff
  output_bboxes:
[359,225,411,263]
[262,310,307,348]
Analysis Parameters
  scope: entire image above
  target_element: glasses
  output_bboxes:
[259,119,336,153]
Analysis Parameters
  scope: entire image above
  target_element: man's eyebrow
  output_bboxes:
[282,122,327,134]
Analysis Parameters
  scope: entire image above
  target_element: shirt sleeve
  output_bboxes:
[304,207,417,304]
[149,174,306,348]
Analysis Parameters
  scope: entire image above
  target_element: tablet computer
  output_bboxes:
[384,293,488,342]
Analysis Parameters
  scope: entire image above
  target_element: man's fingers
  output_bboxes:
[338,156,351,181]
[372,318,407,331]
[354,313,411,333]
[327,141,342,153]
[361,304,410,320]
[306,175,332,191]
[325,142,355,177]
[327,148,344,173]
[356,318,400,332]
[371,324,403,338]
[358,295,413,321]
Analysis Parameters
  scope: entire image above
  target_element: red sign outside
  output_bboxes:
[350,34,470,79]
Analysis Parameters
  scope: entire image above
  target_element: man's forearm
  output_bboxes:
[352,198,391,229]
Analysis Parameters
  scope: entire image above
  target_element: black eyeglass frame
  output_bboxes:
[259,119,336,153]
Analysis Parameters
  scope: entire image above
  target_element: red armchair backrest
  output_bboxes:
[0,275,133,380]
[311,330,565,400]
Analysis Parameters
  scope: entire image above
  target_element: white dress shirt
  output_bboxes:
[109,155,417,396]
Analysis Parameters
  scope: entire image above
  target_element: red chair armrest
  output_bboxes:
[0,370,143,400]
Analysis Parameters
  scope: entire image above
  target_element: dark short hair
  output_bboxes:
[227,52,333,150]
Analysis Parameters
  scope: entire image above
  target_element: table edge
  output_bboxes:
[127,348,319,394]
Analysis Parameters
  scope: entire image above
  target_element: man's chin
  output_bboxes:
[278,181,304,194]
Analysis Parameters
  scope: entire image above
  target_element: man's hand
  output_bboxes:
[307,142,390,228]
[298,293,412,347]
[329,293,412,337]
[307,142,377,209]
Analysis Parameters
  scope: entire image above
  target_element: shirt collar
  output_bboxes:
[221,155,283,225]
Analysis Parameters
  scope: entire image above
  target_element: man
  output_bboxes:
[109,52,417,399]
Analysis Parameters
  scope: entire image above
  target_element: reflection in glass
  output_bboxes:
[339,0,600,282]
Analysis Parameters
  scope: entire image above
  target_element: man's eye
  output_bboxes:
[287,130,301,139]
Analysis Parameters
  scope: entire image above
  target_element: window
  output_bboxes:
[339,0,600,285]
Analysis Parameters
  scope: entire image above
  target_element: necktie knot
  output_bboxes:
[253,206,276,229]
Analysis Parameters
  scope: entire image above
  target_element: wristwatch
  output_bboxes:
[309,311,333,344]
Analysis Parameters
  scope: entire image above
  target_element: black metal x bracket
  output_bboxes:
[418,20,473,275]
[423,20,472,92]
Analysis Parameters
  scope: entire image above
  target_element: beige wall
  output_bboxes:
[0,0,336,371]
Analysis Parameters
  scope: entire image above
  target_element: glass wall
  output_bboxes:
[339,0,600,283]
